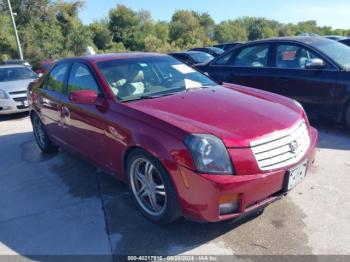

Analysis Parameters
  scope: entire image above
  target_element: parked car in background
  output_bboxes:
[0,65,38,114]
[214,42,243,51]
[196,37,350,129]
[1,59,31,68]
[169,51,214,66]
[324,35,346,41]
[339,38,350,47]
[32,60,55,76]
[28,53,317,224]
[189,47,225,57]
[298,33,319,37]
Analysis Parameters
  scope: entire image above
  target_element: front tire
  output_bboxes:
[126,149,181,224]
[32,113,58,153]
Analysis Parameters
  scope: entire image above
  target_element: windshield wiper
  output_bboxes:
[121,85,216,102]
[121,92,178,102]
[184,84,215,91]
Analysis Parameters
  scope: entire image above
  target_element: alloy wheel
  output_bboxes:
[33,116,46,148]
[130,158,167,216]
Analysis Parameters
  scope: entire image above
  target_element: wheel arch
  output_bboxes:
[29,109,36,120]
[121,132,188,193]
[122,140,178,179]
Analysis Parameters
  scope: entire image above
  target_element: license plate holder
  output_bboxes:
[283,160,308,191]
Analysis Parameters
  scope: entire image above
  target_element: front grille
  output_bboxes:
[9,90,27,95]
[13,97,27,102]
[250,120,310,171]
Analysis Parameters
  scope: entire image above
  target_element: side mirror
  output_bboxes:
[69,90,98,104]
[305,58,325,70]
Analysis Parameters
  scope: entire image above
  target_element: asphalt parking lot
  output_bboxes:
[0,113,350,260]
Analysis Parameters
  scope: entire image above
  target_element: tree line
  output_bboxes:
[1,0,349,63]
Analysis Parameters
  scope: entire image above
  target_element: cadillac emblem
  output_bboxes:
[289,140,299,153]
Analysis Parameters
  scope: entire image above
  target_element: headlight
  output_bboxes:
[185,134,233,174]
[0,89,9,99]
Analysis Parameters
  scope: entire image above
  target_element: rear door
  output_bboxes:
[270,42,338,118]
[36,63,70,144]
[61,62,108,167]
[205,43,274,91]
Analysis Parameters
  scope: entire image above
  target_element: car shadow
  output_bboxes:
[100,173,264,256]
[52,154,265,256]
[0,131,265,258]
[0,112,29,122]
[310,120,350,150]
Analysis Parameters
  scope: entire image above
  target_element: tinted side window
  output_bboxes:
[342,40,350,47]
[173,54,191,64]
[276,44,320,69]
[67,63,100,94]
[233,45,269,67]
[45,63,69,93]
[180,55,193,64]
[214,51,234,65]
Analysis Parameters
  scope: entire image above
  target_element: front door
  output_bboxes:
[270,43,338,118]
[36,63,70,144]
[61,62,109,167]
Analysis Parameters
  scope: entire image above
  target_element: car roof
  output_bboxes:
[0,64,27,69]
[169,51,209,55]
[60,52,167,64]
[245,36,334,46]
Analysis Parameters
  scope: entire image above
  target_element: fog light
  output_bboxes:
[219,201,239,215]
[219,194,239,215]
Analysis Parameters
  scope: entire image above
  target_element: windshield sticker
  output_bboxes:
[184,79,202,89]
[172,64,196,74]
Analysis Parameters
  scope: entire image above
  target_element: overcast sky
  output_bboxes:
[79,0,350,29]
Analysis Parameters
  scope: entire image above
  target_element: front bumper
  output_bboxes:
[0,97,29,115]
[176,127,318,222]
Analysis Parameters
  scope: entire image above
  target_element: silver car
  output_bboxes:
[0,65,38,115]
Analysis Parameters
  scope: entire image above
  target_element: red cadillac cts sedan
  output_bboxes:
[28,53,318,224]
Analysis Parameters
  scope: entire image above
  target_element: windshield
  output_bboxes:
[311,40,350,69]
[0,67,37,82]
[97,56,216,102]
[188,52,214,64]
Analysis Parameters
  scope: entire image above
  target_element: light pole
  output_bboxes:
[6,0,23,60]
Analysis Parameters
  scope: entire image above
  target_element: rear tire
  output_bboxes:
[345,105,350,130]
[31,113,58,153]
[126,149,181,224]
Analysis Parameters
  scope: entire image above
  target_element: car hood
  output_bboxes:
[0,79,34,93]
[126,85,303,147]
